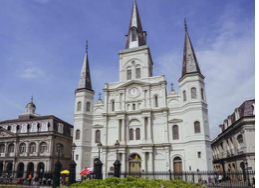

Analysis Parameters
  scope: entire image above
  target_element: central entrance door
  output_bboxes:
[129,154,141,173]
[173,157,182,179]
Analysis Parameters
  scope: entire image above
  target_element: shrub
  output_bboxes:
[66,177,201,188]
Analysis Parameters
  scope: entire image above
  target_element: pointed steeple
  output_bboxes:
[125,0,147,49]
[181,19,203,79]
[77,40,93,91]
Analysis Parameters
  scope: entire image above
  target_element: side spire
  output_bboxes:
[125,0,147,49]
[77,40,93,91]
[181,19,202,79]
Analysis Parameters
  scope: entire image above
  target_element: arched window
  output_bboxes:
[132,103,136,110]
[29,143,36,153]
[191,87,197,99]
[183,91,186,101]
[136,68,141,79]
[127,69,132,80]
[201,88,204,100]
[86,102,91,112]
[111,100,115,111]
[154,95,158,107]
[39,142,47,153]
[77,101,82,111]
[8,144,14,154]
[76,130,80,140]
[173,125,179,140]
[19,143,26,154]
[131,27,137,41]
[129,129,134,140]
[136,128,140,140]
[0,145,5,154]
[95,130,101,143]
[237,134,243,148]
[194,121,201,133]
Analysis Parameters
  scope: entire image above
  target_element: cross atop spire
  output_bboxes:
[77,41,93,91]
[184,18,188,32]
[98,93,102,100]
[180,19,203,80]
[31,95,33,102]
[86,40,88,53]
[170,83,174,91]
[125,0,147,49]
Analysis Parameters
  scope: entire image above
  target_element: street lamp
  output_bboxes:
[113,140,121,178]
[244,160,251,186]
[114,140,120,160]
[97,142,103,160]
[69,143,77,185]
[56,144,61,161]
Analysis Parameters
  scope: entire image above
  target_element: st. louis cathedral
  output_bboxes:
[73,1,212,179]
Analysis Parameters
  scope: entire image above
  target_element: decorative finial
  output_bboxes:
[86,40,88,53]
[31,95,33,102]
[184,18,188,32]
[98,93,102,100]
[171,83,174,91]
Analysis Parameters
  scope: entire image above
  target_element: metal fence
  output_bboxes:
[0,170,54,186]
[106,170,255,187]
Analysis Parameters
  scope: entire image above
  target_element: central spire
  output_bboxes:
[77,40,93,91]
[125,0,147,49]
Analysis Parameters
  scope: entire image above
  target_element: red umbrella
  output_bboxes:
[80,167,93,175]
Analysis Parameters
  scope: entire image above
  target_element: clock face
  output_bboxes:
[129,87,139,97]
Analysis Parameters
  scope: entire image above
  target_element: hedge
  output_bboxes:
[66,177,202,188]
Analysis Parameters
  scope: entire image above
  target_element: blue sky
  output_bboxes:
[0,0,255,138]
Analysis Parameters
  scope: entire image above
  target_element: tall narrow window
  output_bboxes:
[131,27,137,41]
[127,70,132,80]
[172,125,179,140]
[136,68,141,79]
[201,88,204,100]
[191,87,197,99]
[0,145,5,154]
[194,121,201,133]
[39,142,47,153]
[77,102,82,111]
[76,130,80,140]
[86,102,91,112]
[132,103,136,110]
[183,91,186,101]
[129,129,134,140]
[136,128,140,140]
[111,100,115,111]
[95,130,101,143]
[197,152,201,158]
[19,143,26,153]
[154,95,158,107]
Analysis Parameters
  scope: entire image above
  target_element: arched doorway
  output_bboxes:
[27,162,34,177]
[173,157,182,179]
[0,162,3,176]
[6,162,13,174]
[17,163,25,178]
[129,154,141,173]
[240,162,246,181]
[37,162,45,178]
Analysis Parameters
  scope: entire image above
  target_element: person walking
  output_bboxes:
[218,174,223,184]
[28,173,32,186]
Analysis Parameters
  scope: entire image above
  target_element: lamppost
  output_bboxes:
[244,160,251,186]
[94,142,103,179]
[69,143,77,185]
[113,140,121,178]
[53,144,62,188]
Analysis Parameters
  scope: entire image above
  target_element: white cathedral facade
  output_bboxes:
[73,1,213,179]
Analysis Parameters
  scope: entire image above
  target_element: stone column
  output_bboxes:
[141,117,146,143]
[163,112,169,143]
[165,147,170,171]
[121,152,126,172]
[102,150,107,179]
[141,152,146,172]
[148,152,153,172]
[147,117,152,142]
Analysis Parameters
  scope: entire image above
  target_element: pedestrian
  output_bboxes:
[28,173,32,186]
[218,174,222,184]
[208,176,212,185]
[214,173,218,184]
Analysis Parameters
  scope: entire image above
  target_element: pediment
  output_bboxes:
[117,80,149,89]
[0,128,16,137]
[168,119,183,123]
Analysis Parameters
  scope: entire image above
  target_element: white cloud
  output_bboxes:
[156,7,255,139]
[16,61,45,79]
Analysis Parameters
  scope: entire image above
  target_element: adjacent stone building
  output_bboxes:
[73,1,213,179]
[211,99,255,177]
[0,97,73,177]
